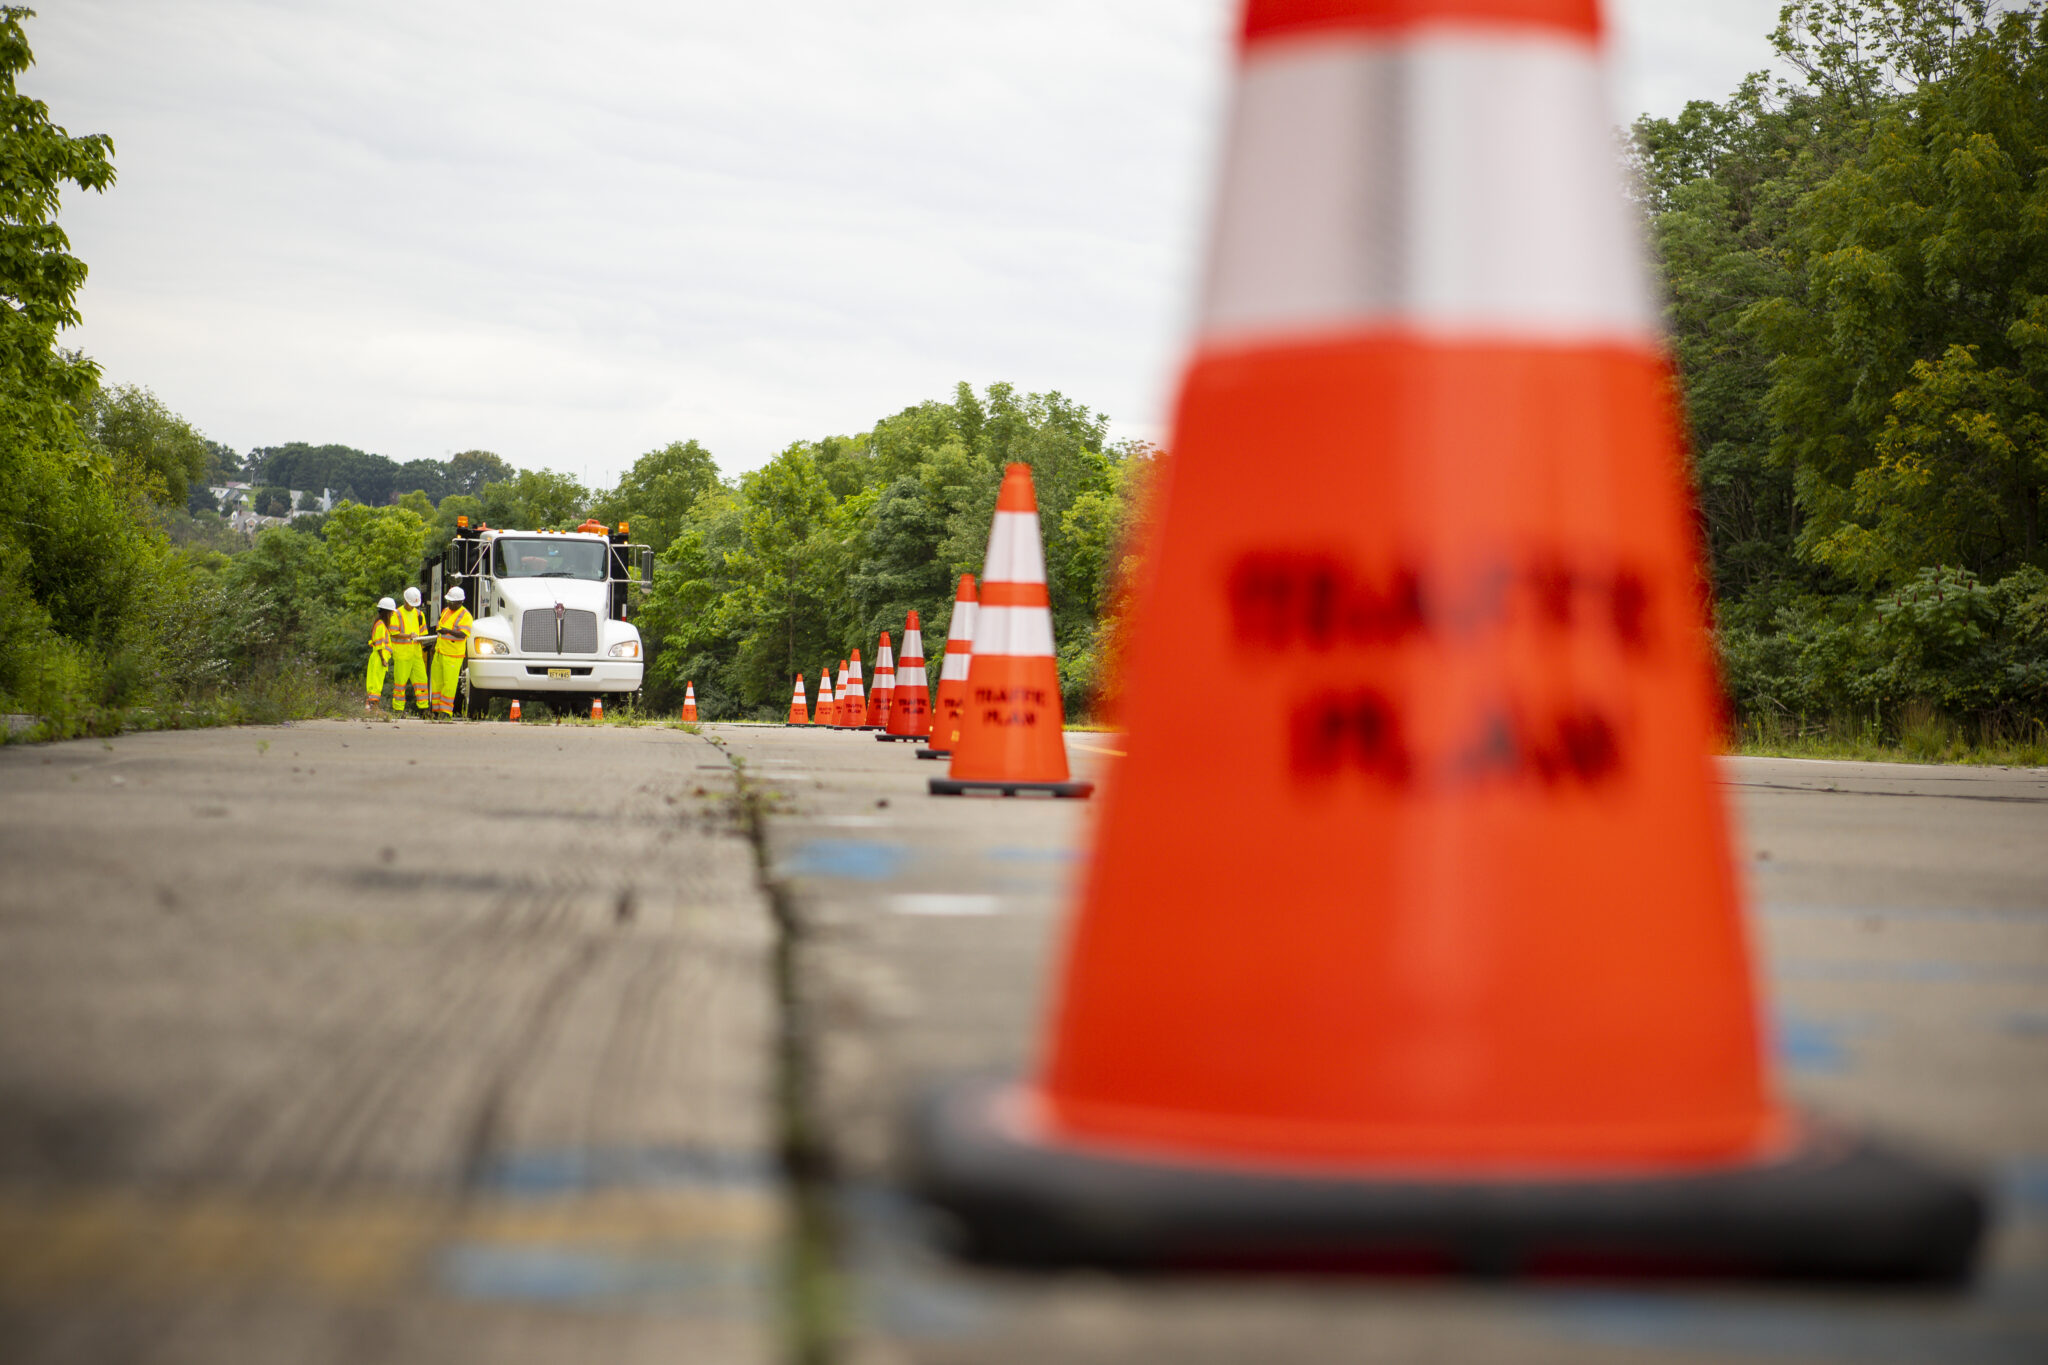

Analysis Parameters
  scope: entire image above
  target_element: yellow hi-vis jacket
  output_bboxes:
[435,605,474,659]
[390,605,428,660]
[368,617,391,663]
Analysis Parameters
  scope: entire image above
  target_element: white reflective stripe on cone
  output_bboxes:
[940,651,972,681]
[1200,32,1653,348]
[975,606,1056,659]
[898,663,928,687]
[982,512,1047,587]
[945,600,978,648]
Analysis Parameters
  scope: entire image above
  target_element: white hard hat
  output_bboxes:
[377,596,397,611]
[403,586,421,607]
[445,586,465,603]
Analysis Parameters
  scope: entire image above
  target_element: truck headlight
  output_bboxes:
[608,640,641,658]
[472,637,509,656]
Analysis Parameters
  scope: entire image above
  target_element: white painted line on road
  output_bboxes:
[890,894,1001,917]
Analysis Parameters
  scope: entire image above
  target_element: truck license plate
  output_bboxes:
[547,668,570,679]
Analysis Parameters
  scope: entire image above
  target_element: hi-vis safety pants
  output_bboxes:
[365,651,389,706]
[430,653,463,716]
[390,654,429,713]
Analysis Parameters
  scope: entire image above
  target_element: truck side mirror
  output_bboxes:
[639,548,654,584]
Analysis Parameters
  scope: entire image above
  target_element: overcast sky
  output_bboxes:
[33,0,1788,487]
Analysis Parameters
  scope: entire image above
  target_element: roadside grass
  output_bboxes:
[3,662,358,745]
[1728,709,2048,768]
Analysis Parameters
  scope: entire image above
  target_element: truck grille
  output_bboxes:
[520,610,555,653]
[560,610,598,654]
[517,607,601,654]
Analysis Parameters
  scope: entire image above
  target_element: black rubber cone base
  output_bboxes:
[905,1078,1985,1282]
[877,732,927,742]
[915,748,949,760]
[930,777,1094,799]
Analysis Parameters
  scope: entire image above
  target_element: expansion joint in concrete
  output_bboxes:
[722,746,847,1365]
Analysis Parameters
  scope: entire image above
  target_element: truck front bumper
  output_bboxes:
[466,659,644,694]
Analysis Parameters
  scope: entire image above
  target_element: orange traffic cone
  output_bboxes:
[907,0,1980,1277]
[931,465,1090,798]
[843,651,869,730]
[834,660,850,728]
[589,698,602,722]
[787,673,810,725]
[508,699,521,722]
[881,610,931,741]
[919,576,976,759]
[682,682,698,722]
[817,668,836,727]
[867,631,895,730]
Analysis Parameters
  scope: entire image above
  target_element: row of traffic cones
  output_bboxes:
[783,461,1090,798]
[761,459,1055,763]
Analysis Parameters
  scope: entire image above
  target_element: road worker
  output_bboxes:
[430,586,473,718]
[365,596,396,712]
[389,586,431,716]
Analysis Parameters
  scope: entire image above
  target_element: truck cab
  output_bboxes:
[423,518,653,715]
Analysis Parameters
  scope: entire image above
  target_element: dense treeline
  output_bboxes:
[1634,0,2048,749]
[628,385,1150,720]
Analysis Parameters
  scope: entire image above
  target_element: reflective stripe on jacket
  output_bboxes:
[390,606,428,658]
[368,618,391,663]
[435,605,473,659]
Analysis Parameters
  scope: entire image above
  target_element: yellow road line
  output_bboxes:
[1067,738,1127,757]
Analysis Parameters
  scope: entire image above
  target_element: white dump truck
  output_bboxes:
[422,517,653,716]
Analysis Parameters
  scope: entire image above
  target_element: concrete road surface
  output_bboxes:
[1,718,2044,1363]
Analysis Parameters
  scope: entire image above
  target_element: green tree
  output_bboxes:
[322,502,427,614]
[594,438,724,554]
[447,448,512,496]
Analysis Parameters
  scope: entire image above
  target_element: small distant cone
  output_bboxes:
[905,0,1981,1279]
[818,669,836,727]
[682,682,698,722]
[509,699,521,722]
[843,652,868,730]
[590,698,603,722]
[867,632,895,730]
[922,576,976,758]
[787,673,810,725]
[835,661,850,727]
[883,610,932,741]
[932,466,1090,798]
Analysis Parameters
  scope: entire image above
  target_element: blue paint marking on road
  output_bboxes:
[1772,1015,1858,1073]
[1762,904,2048,922]
[2004,1157,2048,1212]
[1773,959,2048,983]
[1541,1290,2045,1365]
[839,1182,998,1339]
[983,846,1077,863]
[476,1146,772,1197]
[779,840,909,880]
[437,1244,761,1306]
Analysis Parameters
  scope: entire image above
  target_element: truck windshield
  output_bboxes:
[492,538,608,581]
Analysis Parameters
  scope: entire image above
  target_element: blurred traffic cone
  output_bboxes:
[787,673,810,725]
[834,661,850,727]
[920,576,976,759]
[844,651,868,729]
[931,465,1091,798]
[882,610,932,741]
[818,669,836,727]
[509,699,521,722]
[682,682,698,722]
[906,0,1980,1278]
[590,698,602,722]
[868,631,896,729]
